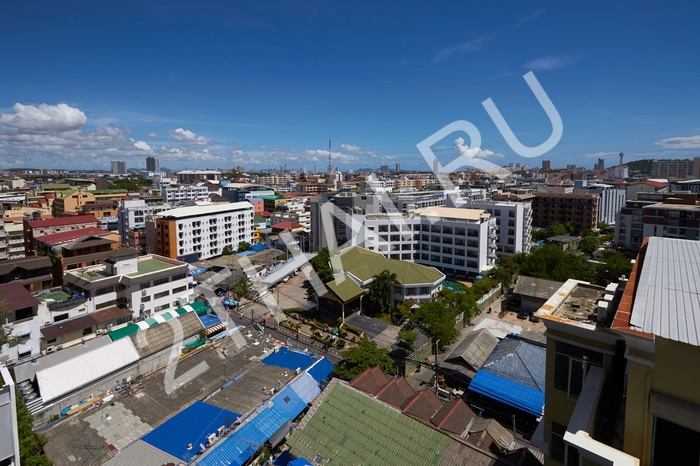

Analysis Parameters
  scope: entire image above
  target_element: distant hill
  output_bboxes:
[627,159,653,174]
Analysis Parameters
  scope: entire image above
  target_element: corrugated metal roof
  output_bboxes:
[141,401,240,463]
[444,328,499,372]
[36,337,140,403]
[261,348,317,372]
[287,382,453,466]
[288,371,322,404]
[512,276,566,301]
[12,336,112,383]
[103,440,181,466]
[306,358,334,385]
[469,372,544,417]
[630,236,700,346]
[0,282,42,313]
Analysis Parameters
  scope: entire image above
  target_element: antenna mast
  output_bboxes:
[327,139,333,178]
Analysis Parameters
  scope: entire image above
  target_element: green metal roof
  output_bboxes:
[39,183,71,190]
[91,189,128,194]
[108,323,140,341]
[287,383,451,466]
[337,246,444,285]
[145,317,158,327]
[258,195,285,200]
[326,278,365,303]
[188,301,208,315]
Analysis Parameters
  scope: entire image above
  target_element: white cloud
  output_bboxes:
[517,9,546,26]
[0,103,227,168]
[435,33,496,62]
[168,127,212,145]
[524,56,577,71]
[453,137,504,160]
[145,132,159,138]
[134,141,152,151]
[653,135,700,149]
[338,143,377,157]
[0,103,87,133]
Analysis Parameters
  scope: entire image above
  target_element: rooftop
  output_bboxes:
[513,276,566,301]
[29,215,98,228]
[34,227,112,246]
[625,237,700,346]
[0,282,41,312]
[335,246,444,286]
[155,201,253,219]
[418,206,490,222]
[553,283,606,323]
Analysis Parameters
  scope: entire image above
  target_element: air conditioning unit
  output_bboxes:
[107,323,113,330]
[46,346,55,353]
[96,329,105,335]
[56,345,63,350]
[142,289,148,297]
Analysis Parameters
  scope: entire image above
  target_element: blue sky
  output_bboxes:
[1,0,698,172]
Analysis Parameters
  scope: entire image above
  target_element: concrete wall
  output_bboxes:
[623,337,700,465]
[0,367,20,466]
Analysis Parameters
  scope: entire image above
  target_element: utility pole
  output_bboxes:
[434,339,440,395]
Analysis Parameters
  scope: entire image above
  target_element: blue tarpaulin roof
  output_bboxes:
[141,401,241,463]
[235,250,256,256]
[467,336,546,417]
[306,358,334,385]
[199,372,322,466]
[251,244,267,251]
[289,459,313,466]
[262,348,317,372]
[199,313,222,329]
[469,371,545,417]
[188,267,207,276]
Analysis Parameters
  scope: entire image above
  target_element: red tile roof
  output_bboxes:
[29,215,98,229]
[0,282,41,313]
[641,180,668,188]
[376,378,415,407]
[401,389,442,421]
[349,366,391,394]
[271,221,304,230]
[34,227,111,246]
[431,399,476,435]
[82,202,117,209]
[611,237,654,340]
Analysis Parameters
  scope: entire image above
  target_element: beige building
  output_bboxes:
[536,236,700,466]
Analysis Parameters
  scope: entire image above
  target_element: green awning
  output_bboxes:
[108,324,140,341]
[189,301,208,315]
[145,318,159,327]
[183,339,207,349]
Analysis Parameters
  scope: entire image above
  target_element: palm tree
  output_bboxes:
[368,270,398,313]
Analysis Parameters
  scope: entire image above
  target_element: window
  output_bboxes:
[95,285,114,296]
[47,338,57,344]
[96,299,117,310]
[172,273,187,281]
[83,326,93,336]
[155,303,170,312]
[172,285,186,294]
[54,313,69,322]
[141,296,151,302]
[153,277,170,286]
[140,281,151,290]
[406,288,416,295]
[553,341,603,399]
[550,421,579,465]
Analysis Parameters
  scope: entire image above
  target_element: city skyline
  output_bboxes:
[1,1,699,172]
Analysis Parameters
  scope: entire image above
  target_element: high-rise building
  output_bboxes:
[395,163,400,174]
[380,165,389,172]
[597,157,605,170]
[532,192,599,232]
[433,159,440,174]
[146,156,160,171]
[542,159,552,170]
[153,202,254,261]
[651,159,695,179]
[111,160,126,174]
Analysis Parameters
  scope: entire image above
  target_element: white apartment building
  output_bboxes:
[117,199,173,244]
[270,210,311,232]
[63,249,193,319]
[582,183,627,225]
[447,200,533,256]
[162,184,210,203]
[153,202,254,261]
[358,206,498,278]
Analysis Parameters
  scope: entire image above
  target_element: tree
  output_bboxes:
[398,328,418,351]
[1,301,20,347]
[234,277,251,300]
[16,395,53,466]
[412,301,460,347]
[517,245,593,283]
[366,270,398,314]
[237,241,251,253]
[221,245,233,255]
[310,247,334,283]
[579,235,601,255]
[332,339,394,380]
[594,252,633,286]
